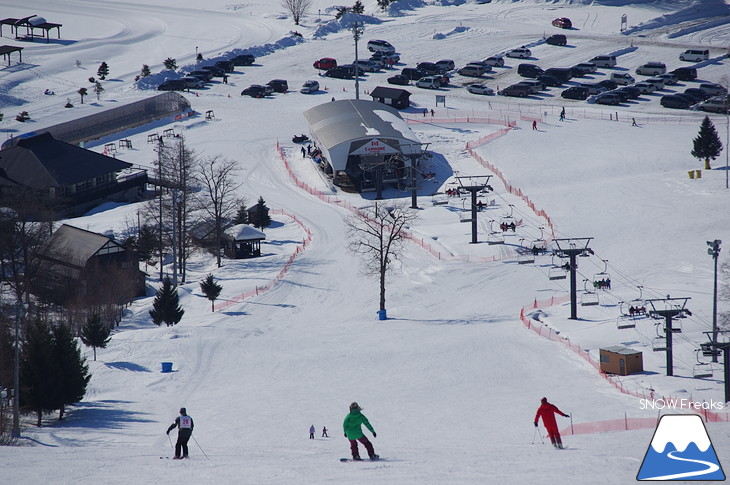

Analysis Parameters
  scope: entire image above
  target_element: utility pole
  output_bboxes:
[350,21,365,100]
[708,240,722,362]
[12,302,28,438]
[646,297,691,377]
[701,338,730,403]
[553,238,594,320]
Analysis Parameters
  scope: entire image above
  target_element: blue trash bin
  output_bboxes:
[161,362,173,373]
[377,309,387,321]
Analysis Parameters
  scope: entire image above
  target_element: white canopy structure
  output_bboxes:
[303,99,423,193]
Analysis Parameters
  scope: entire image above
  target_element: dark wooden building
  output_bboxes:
[599,346,643,376]
[224,224,266,259]
[370,86,411,110]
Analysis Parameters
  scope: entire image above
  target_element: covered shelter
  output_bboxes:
[303,99,423,193]
[0,45,22,66]
[599,346,643,376]
[13,15,62,43]
[370,86,411,110]
[224,224,266,259]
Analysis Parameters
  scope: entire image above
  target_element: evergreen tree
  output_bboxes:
[136,225,158,263]
[352,1,365,14]
[0,112,4,122]
[80,313,111,361]
[199,274,223,312]
[20,318,56,427]
[94,81,104,100]
[377,0,392,10]
[163,57,177,70]
[692,115,724,170]
[249,196,272,230]
[78,87,87,104]
[149,277,185,326]
[51,324,90,420]
[232,204,249,225]
[97,61,109,80]
[140,64,151,77]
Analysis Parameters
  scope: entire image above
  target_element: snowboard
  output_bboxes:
[340,456,380,462]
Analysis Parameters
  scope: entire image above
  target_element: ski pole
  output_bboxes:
[192,435,209,460]
[168,433,174,450]
[531,426,538,444]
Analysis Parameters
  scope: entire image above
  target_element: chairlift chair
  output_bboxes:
[693,351,714,378]
[517,238,535,265]
[486,220,505,245]
[459,198,472,223]
[616,315,636,330]
[652,336,667,352]
[548,254,568,280]
[593,260,611,290]
[580,279,599,306]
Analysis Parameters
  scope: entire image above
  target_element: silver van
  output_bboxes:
[300,80,320,94]
[458,64,485,77]
[610,72,635,85]
[679,49,709,62]
[590,55,617,68]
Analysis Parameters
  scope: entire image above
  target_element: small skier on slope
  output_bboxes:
[534,397,570,449]
[167,407,194,459]
[343,402,378,460]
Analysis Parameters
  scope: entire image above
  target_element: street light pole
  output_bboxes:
[708,239,722,362]
[12,302,28,438]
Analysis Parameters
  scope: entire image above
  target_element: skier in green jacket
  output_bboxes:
[343,402,378,460]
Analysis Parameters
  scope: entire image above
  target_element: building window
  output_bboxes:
[600,354,609,364]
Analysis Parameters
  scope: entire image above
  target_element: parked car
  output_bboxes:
[594,92,622,105]
[417,62,447,75]
[616,85,641,100]
[465,61,493,72]
[324,67,353,79]
[499,84,531,97]
[671,67,698,81]
[415,76,441,89]
[546,34,567,46]
[215,60,235,72]
[656,73,678,85]
[370,51,400,66]
[401,67,428,80]
[267,79,288,93]
[516,80,544,93]
[645,78,666,90]
[597,79,618,91]
[574,62,597,74]
[672,92,702,104]
[590,55,617,68]
[580,83,607,95]
[241,84,269,98]
[698,83,727,96]
[660,95,692,109]
[458,64,486,77]
[467,84,494,95]
[570,64,594,77]
[606,89,629,102]
[635,62,666,76]
[300,80,319,94]
[506,47,532,59]
[387,74,410,85]
[338,64,364,76]
[180,76,206,89]
[544,68,573,83]
[560,86,589,100]
[517,63,543,78]
[483,55,505,67]
[684,88,712,101]
[354,59,381,72]
[313,57,337,70]
[697,95,729,114]
[610,72,635,85]
[432,74,450,87]
[231,54,255,66]
[552,17,572,29]
[367,39,395,53]
[536,74,562,87]
[679,49,709,62]
[188,70,214,82]
[436,59,455,71]
[633,82,657,94]
[158,79,186,91]
[201,65,225,77]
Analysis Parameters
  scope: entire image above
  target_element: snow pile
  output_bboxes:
[311,13,383,39]
[432,25,470,40]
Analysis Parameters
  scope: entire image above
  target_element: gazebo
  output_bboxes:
[224,224,266,259]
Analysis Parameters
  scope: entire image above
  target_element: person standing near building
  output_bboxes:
[167,407,194,459]
[310,425,316,439]
[343,402,378,460]
[534,397,570,449]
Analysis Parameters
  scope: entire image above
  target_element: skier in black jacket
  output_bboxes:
[167,407,194,459]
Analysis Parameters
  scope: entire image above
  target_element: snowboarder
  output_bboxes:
[167,407,194,459]
[632,118,638,127]
[310,425,316,439]
[343,402,378,460]
[534,397,569,449]
[532,120,538,130]
[322,426,328,437]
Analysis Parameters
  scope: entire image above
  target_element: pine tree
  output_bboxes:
[352,1,365,14]
[377,0,392,11]
[78,87,87,104]
[232,204,249,225]
[149,277,185,326]
[199,274,223,312]
[140,64,151,77]
[97,61,109,80]
[94,81,104,100]
[691,115,724,170]
[163,57,177,70]
[249,196,272,230]
[51,324,90,420]
[80,313,111,361]
[20,318,56,427]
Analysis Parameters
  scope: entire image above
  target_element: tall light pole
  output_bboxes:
[350,20,365,100]
[708,239,722,363]
[12,302,28,438]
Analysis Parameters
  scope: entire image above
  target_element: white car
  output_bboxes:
[633,82,657,94]
[354,60,381,72]
[466,84,494,95]
[180,76,205,89]
[415,76,440,89]
[656,73,678,85]
[484,55,505,67]
[300,80,320,94]
[506,47,531,59]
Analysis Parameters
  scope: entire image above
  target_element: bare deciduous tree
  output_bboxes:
[345,202,418,314]
[281,0,313,26]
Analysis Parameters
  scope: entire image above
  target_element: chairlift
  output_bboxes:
[593,259,611,290]
[700,342,721,358]
[500,204,516,232]
[693,351,714,378]
[517,238,535,265]
[652,336,667,352]
[487,220,504,245]
[459,198,472,223]
[616,302,636,329]
[580,279,599,306]
[531,226,548,255]
[548,254,568,280]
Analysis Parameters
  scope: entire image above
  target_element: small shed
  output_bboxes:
[370,86,411,110]
[224,224,266,259]
[599,346,643,376]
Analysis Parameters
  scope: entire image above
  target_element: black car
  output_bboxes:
[672,92,702,104]
[267,79,288,93]
[560,86,589,100]
[544,68,573,83]
[616,85,641,100]
[671,67,698,81]
[570,65,593,77]
[241,85,269,98]
[607,89,629,102]
[158,79,186,91]
[536,74,562,87]
[417,62,446,76]
[499,84,531,97]
[201,65,225,77]
[401,67,428,80]
[517,63,544,78]
[338,64,364,76]
[660,95,692,109]
[215,60,235,72]
[232,54,256,66]
[188,70,214,82]
[597,79,618,91]
[546,34,567,46]
[387,74,410,85]
[684,88,712,101]
[594,93,622,105]
[325,67,354,79]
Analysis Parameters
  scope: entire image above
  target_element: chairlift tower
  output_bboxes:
[455,175,492,244]
[701,332,730,403]
[553,238,593,319]
[646,297,691,377]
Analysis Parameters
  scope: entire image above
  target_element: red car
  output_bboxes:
[313,57,337,70]
[552,17,572,29]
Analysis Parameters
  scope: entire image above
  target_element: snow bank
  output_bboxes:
[311,13,382,39]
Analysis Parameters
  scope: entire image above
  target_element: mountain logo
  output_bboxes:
[637,414,725,481]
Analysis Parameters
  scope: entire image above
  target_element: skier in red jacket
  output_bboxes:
[534,397,570,449]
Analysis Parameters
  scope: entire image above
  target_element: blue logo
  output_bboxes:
[637,414,725,481]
